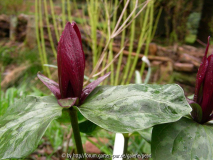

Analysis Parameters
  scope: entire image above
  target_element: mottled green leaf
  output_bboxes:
[136,127,152,143]
[79,84,192,133]
[79,120,100,134]
[152,117,213,160]
[0,96,62,159]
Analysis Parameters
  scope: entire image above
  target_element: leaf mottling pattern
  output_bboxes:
[0,96,62,159]
[79,84,192,133]
[152,117,213,160]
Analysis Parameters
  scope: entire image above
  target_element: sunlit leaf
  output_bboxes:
[79,84,192,133]
[152,117,213,160]
[0,96,62,159]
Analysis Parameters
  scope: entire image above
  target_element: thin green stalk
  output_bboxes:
[0,68,2,110]
[100,50,108,85]
[87,0,98,67]
[58,18,63,36]
[73,0,77,10]
[44,0,57,57]
[121,1,136,85]
[151,5,162,40]
[50,0,60,42]
[126,2,151,84]
[69,107,85,160]
[38,0,51,78]
[97,8,107,58]
[123,133,129,160]
[115,0,127,85]
[35,0,45,72]
[61,0,66,28]
[107,0,118,85]
[67,0,72,22]
[108,44,114,84]
[101,0,110,85]
[140,1,153,76]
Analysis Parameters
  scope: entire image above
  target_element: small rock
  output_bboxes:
[174,62,194,72]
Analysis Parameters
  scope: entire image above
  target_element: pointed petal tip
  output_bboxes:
[66,21,71,26]
[37,71,44,79]
[80,72,111,103]
[106,71,111,76]
[71,21,76,26]
[207,36,210,46]
[37,72,61,99]
[205,36,210,56]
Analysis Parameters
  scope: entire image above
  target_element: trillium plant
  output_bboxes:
[0,22,213,160]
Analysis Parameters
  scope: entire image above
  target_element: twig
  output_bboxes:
[196,39,207,47]
[93,46,125,77]
[110,0,124,18]
[111,0,138,38]
[112,0,130,35]
[84,0,150,86]
[113,0,150,37]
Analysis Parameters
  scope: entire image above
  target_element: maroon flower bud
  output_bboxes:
[190,36,213,123]
[38,22,110,108]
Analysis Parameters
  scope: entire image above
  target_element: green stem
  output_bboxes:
[123,133,129,160]
[140,1,154,76]
[121,0,136,85]
[69,107,85,160]
[50,0,60,41]
[44,0,57,57]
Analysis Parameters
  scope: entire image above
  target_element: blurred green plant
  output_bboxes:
[85,0,157,85]
[0,0,29,15]
[36,0,157,85]
[187,12,201,35]
[35,0,51,78]
[0,84,44,117]
[0,46,15,66]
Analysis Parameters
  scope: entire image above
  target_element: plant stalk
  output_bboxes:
[69,107,85,160]
[123,133,129,160]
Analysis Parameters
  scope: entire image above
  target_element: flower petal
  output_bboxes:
[37,72,61,99]
[80,72,111,103]
[71,21,85,68]
[58,97,77,108]
[200,54,213,123]
[194,36,210,103]
[57,22,85,98]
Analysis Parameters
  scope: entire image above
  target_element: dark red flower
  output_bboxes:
[190,36,213,123]
[38,22,110,108]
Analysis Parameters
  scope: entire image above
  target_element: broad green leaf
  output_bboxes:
[0,96,62,159]
[136,127,152,143]
[152,117,213,160]
[79,120,100,134]
[79,84,192,133]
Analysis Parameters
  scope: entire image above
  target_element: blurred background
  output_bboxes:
[0,0,212,159]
